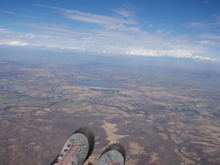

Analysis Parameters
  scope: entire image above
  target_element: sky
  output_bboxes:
[0,0,220,61]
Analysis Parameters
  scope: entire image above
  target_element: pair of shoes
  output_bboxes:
[50,127,126,165]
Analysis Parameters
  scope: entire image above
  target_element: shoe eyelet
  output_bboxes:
[71,161,75,165]
[78,149,83,153]
[83,144,86,147]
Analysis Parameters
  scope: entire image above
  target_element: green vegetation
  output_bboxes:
[118,94,131,98]
[19,97,39,105]
[0,95,39,105]
[101,92,115,97]
[83,74,101,79]
[48,77,65,81]
[72,101,80,105]
[182,102,197,106]
[118,100,135,104]
[80,104,89,108]
[23,100,38,105]
[202,102,220,107]
[71,101,89,108]
[0,80,22,84]
[0,95,17,103]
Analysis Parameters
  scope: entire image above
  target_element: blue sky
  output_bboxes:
[0,0,220,61]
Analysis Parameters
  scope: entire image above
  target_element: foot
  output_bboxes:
[96,143,126,165]
[50,127,95,165]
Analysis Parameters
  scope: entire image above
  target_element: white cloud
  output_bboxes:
[166,30,173,34]
[199,40,219,47]
[37,4,137,25]
[156,29,165,34]
[14,23,87,37]
[7,41,27,46]
[62,9,136,25]
[0,28,85,50]
[124,49,192,58]
[199,33,220,40]
[1,26,212,60]
[192,55,217,61]
[1,10,38,18]
[104,24,140,32]
[35,4,59,10]
[0,40,28,46]
[212,14,220,25]
[198,34,220,47]
[36,5,140,33]
[113,9,131,17]
[183,22,212,29]
[183,14,220,29]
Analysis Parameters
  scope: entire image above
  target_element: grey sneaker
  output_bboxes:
[96,143,126,165]
[50,127,95,165]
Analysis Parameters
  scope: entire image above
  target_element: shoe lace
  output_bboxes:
[54,139,83,165]
[104,156,121,165]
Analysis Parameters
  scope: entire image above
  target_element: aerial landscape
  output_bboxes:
[0,0,220,165]
[0,53,220,165]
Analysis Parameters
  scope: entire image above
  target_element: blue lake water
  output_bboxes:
[73,80,121,89]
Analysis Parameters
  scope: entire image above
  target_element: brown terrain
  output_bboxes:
[0,57,220,165]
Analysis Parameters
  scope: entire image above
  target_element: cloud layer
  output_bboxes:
[0,4,219,61]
